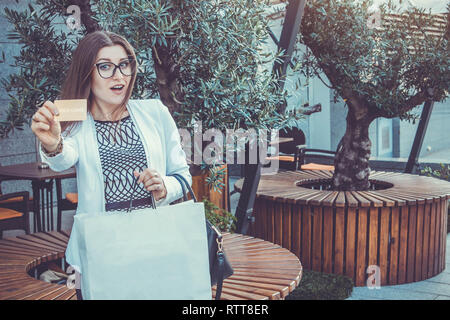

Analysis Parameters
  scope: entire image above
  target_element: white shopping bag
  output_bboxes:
[72,201,212,300]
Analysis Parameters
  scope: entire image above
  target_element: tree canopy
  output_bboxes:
[1,0,298,138]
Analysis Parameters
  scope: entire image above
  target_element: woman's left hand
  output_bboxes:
[134,168,167,201]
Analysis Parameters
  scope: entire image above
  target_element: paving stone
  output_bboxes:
[425,272,450,285]
[385,281,450,297]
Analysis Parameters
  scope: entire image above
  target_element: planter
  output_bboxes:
[190,164,229,211]
[235,170,450,286]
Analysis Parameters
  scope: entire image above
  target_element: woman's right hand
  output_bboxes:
[31,100,61,152]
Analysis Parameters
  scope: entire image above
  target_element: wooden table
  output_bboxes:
[235,170,450,286]
[0,231,302,300]
[0,163,76,232]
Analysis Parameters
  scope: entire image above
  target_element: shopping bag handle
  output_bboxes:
[170,173,197,202]
[128,176,156,212]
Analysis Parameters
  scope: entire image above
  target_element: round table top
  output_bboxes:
[0,230,302,300]
[0,162,76,181]
[234,170,450,207]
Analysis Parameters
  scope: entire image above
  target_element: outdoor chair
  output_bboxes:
[0,184,30,239]
[296,147,336,171]
[265,127,306,170]
[56,191,77,231]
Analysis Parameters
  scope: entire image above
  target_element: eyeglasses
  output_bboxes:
[94,59,136,79]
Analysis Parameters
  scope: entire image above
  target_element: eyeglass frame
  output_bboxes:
[94,59,136,79]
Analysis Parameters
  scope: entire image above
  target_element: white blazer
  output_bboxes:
[40,99,192,272]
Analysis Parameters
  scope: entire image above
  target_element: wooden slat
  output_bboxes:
[389,207,400,284]
[322,206,333,273]
[334,207,345,275]
[356,208,369,286]
[10,283,63,300]
[363,191,396,207]
[443,200,449,271]
[41,285,73,300]
[344,192,359,207]
[0,243,53,261]
[274,203,283,247]
[31,232,69,248]
[17,234,66,251]
[312,206,323,271]
[2,237,62,253]
[19,284,68,300]
[379,207,390,286]
[397,206,409,284]
[46,230,70,243]
[227,274,297,292]
[2,238,58,252]
[368,207,379,272]
[415,204,425,281]
[428,200,437,278]
[291,203,302,258]
[433,199,441,275]
[221,281,281,300]
[282,203,292,251]
[349,192,371,207]
[439,199,446,272]
[406,205,417,283]
[421,202,431,281]
[345,208,357,280]
[54,288,77,300]
[258,199,267,240]
[266,200,275,243]
[301,205,312,269]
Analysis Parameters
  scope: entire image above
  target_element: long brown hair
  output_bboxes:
[60,31,137,134]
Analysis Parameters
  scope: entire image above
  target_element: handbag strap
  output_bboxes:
[171,173,197,202]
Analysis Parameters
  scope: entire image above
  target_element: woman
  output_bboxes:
[31,31,191,298]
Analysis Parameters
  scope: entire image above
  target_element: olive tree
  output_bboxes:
[297,0,449,190]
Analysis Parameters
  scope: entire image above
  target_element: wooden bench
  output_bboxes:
[235,170,450,286]
[0,231,302,300]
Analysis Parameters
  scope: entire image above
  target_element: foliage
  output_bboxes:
[421,163,450,181]
[421,163,450,233]
[285,269,354,300]
[0,0,303,191]
[203,198,236,233]
[0,1,77,137]
[297,0,449,121]
[1,0,298,136]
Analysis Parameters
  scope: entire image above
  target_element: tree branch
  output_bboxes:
[71,0,101,33]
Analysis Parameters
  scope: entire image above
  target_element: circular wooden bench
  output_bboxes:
[235,170,450,286]
[0,230,302,300]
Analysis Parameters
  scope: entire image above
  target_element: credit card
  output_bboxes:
[54,99,87,122]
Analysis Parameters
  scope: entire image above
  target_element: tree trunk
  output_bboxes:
[152,43,183,116]
[332,112,374,191]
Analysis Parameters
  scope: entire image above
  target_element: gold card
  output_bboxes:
[54,99,87,122]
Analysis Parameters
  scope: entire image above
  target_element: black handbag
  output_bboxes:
[170,173,233,300]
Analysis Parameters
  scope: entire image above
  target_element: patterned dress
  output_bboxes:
[94,115,154,211]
